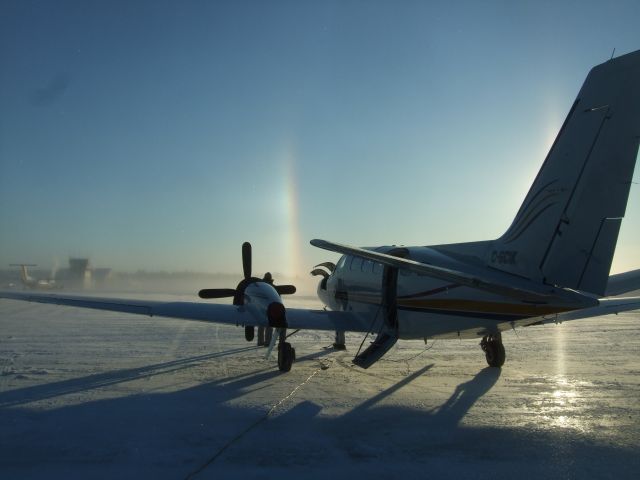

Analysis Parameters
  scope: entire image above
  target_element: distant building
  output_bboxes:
[67,258,91,289]
[92,268,112,288]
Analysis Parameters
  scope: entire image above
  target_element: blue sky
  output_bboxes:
[1,0,639,280]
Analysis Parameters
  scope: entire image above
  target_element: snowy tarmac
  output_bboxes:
[1,295,639,479]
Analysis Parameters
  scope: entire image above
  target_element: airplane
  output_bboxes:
[9,263,61,290]
[2,50,640,373]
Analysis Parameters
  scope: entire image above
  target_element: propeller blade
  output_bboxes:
[314,261,336,273]
[198,288,237,299]
[242,242,252,279]
[275,284,297,295]
[310,268,329,278]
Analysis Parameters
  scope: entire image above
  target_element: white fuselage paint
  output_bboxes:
[317,247,573,340]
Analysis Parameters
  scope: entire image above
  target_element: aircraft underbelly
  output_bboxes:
[397,309,510,340]
[340,295,520,341]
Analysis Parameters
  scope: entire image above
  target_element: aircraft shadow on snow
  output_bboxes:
[1,353,636,478]
[0,345,336,408]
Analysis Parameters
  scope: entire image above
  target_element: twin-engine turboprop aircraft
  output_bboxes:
[2,50,640,372]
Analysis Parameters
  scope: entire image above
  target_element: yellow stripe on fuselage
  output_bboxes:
[398,298,572,316]
[344,292,572,317]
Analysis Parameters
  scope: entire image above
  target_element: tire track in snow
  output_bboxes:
[0,354,18,391]
[183,362,326,479]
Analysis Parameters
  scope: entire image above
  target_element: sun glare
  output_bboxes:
[281,142,303,279]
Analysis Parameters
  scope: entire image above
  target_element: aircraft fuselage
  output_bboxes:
[318,246,578,340]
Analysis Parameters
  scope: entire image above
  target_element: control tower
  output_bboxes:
[68,258,91,289]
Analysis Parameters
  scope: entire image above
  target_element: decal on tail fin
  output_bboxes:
[490,50,640,296]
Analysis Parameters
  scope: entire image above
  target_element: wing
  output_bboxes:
[500,296,640,332]
[286,307,372,332]
[311,239,596,307]
[0,290,248,325]
[0,290,370,333]
[429,296,640,340]
[553,296,640,322]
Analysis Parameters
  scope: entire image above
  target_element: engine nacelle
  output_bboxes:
[243,282,287,328]
[316,278,333,307]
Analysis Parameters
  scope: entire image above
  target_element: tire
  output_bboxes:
[485,340,506,368]
[278,342,294,372]
[244,326,255,342]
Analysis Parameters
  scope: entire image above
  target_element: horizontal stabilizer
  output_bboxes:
[606,269,640,296]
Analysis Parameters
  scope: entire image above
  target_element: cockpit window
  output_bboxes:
[336,255,347,270]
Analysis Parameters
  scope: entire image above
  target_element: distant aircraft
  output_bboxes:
[9,264,61,290]
[2,50,640,373]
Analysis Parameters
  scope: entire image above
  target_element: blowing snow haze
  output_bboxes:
[0,1,638,278]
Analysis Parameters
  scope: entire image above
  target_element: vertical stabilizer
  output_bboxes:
[489,50,640,296]
[9,264,36,286]
[20,265,29,284]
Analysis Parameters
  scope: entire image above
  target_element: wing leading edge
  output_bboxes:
[0,290,244,324]
[0,290,371,333]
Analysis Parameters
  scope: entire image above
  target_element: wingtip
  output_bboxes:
[310,239,340,251]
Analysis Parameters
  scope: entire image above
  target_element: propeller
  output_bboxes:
[275,284,296,295]
[314,262,336,273]
[198,288,237,299]
[198,242,296,302]
[310,261,336,279]
[310,268,329,279]
[242,241,251,279]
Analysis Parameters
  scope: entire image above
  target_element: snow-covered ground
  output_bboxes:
[1,295,639,479]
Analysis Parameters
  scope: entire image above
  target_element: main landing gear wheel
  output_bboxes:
[244,326,255,342]
[277,342,296,372]
[481,334,506,368]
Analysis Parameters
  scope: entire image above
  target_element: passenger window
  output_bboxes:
[373,262,382,274]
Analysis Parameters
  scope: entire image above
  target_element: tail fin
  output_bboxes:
[489,50,640,296]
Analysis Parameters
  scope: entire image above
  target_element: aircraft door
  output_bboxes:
[381,264,398,329]
[381,247,408,330]
[353,248,407,369]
